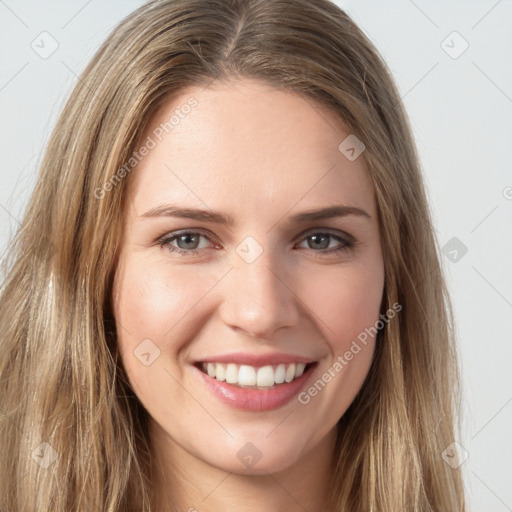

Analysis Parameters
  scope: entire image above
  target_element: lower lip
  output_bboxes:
[193,363,316,411]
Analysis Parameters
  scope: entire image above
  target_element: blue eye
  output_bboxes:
[158,231,210,255]
[157,230,355,257]
[298,232,353,254]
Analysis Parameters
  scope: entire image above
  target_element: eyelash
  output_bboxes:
[157,229,356,257]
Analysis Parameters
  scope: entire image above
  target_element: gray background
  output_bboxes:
[1,1,511,510]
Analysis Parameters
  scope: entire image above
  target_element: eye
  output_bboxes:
[296,231,354,256]
[158,231,213,256]
[157,229,356,257]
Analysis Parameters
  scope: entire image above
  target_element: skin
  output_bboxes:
[111,78,385,511]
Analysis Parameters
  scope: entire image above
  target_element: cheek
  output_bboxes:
[114,254,213,342]
[112,253,228,395]
[112,254,214,409]
[295,262,383,423]
[306,260,384,354]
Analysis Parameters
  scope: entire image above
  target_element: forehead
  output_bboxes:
[126,78,375,219]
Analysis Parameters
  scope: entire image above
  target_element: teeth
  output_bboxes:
[201,361,309,388]
[257,366,274,387]
[275,364,285,384]
[294,363,306,378]
[238,365,256,386]
[216,363,226,381]
[225,363,238,384]
[285,363,296,383]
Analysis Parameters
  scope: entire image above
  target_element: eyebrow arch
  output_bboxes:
[140,204,371,224]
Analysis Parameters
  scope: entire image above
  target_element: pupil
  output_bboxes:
[310,234,329,250]
[179,234,198,250]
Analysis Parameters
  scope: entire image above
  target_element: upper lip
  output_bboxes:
[196,352,316,367]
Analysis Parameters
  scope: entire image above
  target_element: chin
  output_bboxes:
[191,426,318,475]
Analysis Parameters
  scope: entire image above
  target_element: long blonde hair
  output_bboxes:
[0,0,466,510]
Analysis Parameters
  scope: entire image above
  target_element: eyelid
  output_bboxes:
[295,227,354,243]
[157,229,218,249]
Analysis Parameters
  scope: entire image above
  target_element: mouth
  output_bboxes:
[195,361,316,390]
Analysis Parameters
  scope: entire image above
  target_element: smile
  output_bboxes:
[197,361,312,389]
[193,358,318,411]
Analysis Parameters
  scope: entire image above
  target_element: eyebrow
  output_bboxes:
[140,204,371,224]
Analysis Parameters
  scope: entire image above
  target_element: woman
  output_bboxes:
[0,0,466,510]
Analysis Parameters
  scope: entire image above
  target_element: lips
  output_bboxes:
[192,354,318,411]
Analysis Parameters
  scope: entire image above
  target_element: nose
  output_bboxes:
[218,247,301,340]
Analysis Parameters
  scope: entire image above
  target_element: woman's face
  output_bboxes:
[112,78,384,475]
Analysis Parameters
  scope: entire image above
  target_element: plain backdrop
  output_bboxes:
[0,1,511,510]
